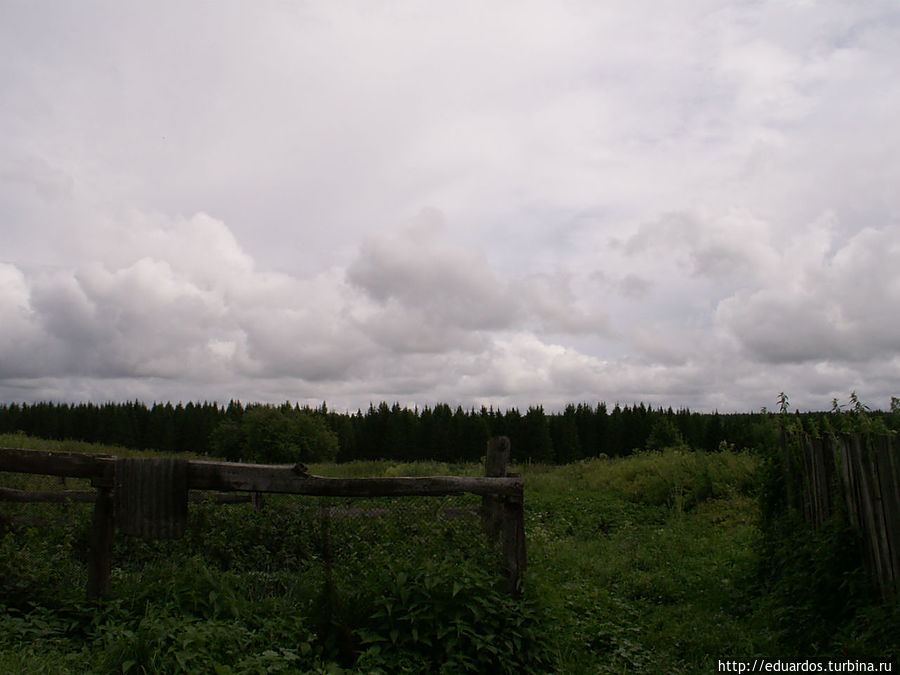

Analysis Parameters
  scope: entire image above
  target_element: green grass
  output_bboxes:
[519,453,770,673]
[0,431,209,460]
[7,435,881,672]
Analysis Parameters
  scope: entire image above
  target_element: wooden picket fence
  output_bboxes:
[782,431,900,600]
[0,437,525,598]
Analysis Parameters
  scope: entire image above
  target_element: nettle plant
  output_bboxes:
[776,390,897,437]
[827,391,895,435]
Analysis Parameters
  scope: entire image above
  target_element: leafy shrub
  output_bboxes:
[354,559,552,674]
[0,519,90,610]
[210,405,339,463]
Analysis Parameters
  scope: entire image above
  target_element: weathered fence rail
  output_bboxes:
[0,437,526,598]
[0,447,523,496]
[783,431,900,600]
[0,486,253,504]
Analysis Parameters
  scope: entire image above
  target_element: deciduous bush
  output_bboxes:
[210,405,339,463]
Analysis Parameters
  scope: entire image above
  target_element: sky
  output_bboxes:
[1,0,899,414]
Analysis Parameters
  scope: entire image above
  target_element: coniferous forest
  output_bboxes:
[1,399,897,464]
[3,396,900,671]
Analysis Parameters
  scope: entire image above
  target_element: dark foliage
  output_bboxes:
[753,405,900,659]
[1,396,897,465]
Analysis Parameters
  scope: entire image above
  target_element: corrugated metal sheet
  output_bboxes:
[114,458,188,539]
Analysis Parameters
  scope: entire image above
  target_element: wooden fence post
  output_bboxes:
[835,434,900,601]
[482,437,509,539]
[780,426,797,512]
[86,486,114,599]
[481,436,526,594]
[873,435,900,599]
[1,446,528,598]
[501,493,526,596]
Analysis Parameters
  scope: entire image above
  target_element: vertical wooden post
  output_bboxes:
[482,436,509,539]
[485,436,510,478]
[501,494,526,596]
[873,436,900,599]
[87,486,114,599]
[482,436,526,595]
[780,425,797,512]
[252,491,265,511]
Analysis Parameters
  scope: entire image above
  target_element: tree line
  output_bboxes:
[0,399,896,465]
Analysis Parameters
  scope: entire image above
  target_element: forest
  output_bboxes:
[2,396,898,671]
[1,398,898,465]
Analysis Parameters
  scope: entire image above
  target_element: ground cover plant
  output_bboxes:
[514,451,772,672]
[1,431,895,672]
[0,434,549,673]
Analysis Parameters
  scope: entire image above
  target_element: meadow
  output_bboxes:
[0,432,894,673]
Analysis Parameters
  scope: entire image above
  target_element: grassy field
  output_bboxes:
[0,433,885,672]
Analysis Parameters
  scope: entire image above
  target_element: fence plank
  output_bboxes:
[482,436,510,539]
[872,436,899,598]
[879,444,900,597]
[188,465,524,497]
[802,436,813,523]
[0,447,115,484]
[86,487,114,599]
[852,435,890,597]
[0,448,523,498]
[0,486,268,505]
[1,444,526,597]
[839,435,863,531]
[788,433,899,600]
[0,486,96,503]
[822,436,837,525]
[781,427,797,512]
[501,495,526,596]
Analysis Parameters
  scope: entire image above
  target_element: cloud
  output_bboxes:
[0,156,74,201]
[0,264,46,378]
[7,202,895,412]
[0,207,618,406]
[347,211,519,333]
[516,272,610,334]
[622,210,781,282]
[717,224,900,365]
[347,211,612,348]
[2,2,900,412]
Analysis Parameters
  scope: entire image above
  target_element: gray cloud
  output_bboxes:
[347,212,519,333]
[0,264,48,378]
[717,225,900,365]
[1,1,899,412]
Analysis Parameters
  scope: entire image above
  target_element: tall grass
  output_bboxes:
[519,446,758,509]
[517,448,768,672]
[12,435,888,671]
[0,431,207,459]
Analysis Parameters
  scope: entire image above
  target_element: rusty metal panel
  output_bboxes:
[114,458,189,539]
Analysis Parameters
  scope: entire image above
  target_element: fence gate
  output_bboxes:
[0,437,526,598]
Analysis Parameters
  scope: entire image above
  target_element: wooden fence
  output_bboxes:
[783,431,900,600]
[0,437,525,598]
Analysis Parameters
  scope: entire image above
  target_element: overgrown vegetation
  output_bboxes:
[517,451,768,672]
[1,435,549,673]
[752,393,899,660]
[1,437,761,672]
[0,398,799,463]
[2,395,897,671]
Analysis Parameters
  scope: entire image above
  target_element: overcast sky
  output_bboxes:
[2,0,899,413]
